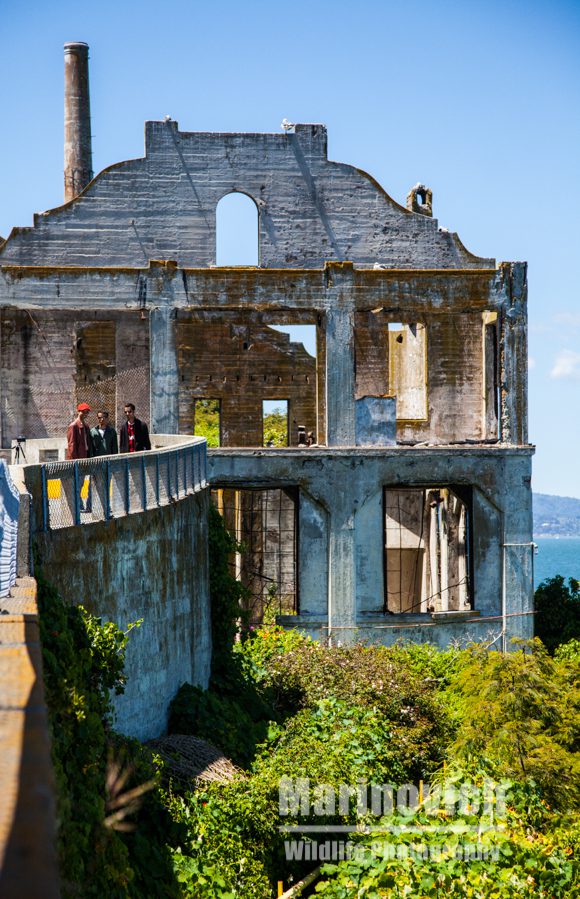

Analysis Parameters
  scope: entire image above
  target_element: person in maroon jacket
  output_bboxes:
[66,403,94,460]
[119,403,151,453]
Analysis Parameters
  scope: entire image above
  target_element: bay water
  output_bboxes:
[534,537,580,588]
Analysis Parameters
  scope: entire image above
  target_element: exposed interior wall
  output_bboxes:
[0,309,150,444]
[388,323,427,421]
[177,320,317,446]
[33,490,211,741]
[2,304,495,450]
[353,311,487,443]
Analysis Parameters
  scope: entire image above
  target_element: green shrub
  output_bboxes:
[447,639,580,811]
[314,806,578,898]
[166,788,272,898]
[534,575,580,652]
[37,574,180,898]
[168,682,272,767]
[555,638,580,662]
[241,631,454,780]
[164,696,412,893]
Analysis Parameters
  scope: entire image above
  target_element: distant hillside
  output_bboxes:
[534,493,580,537]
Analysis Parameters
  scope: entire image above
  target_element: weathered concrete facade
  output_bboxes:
[19,437,211,741]
[34,491,210,739]
[208,447,533,647]
[0,43,534,648]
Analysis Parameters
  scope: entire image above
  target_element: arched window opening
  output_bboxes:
[216,192,259,266]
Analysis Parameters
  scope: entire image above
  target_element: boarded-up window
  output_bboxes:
[483,311,499,439]
[388,323,427,420]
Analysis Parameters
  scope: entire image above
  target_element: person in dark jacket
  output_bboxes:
[90,410,119,456]
[119,403,151,453]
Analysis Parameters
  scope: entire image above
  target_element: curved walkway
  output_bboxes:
[0,435,208,896]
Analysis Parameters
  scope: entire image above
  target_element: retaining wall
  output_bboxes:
[34,489,210,740]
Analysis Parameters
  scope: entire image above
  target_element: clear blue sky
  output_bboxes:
[1,0,579,496]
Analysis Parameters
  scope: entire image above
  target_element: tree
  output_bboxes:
[534,575,580,652]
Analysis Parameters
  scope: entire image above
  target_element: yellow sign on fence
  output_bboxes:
[47,479,61,499]
[47,476,91,500]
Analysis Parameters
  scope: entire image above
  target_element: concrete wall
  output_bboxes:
[209,446,534,649]
[0,265,528,449]
[0,577,60,899]
[0,123,494,271]
[0,308,150,443]
[33,489,211,740]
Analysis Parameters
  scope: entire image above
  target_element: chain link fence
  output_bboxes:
[0,461,19,597]
[36,439,206,531]
[2,365,151,443]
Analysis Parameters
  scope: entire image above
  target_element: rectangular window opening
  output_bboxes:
[384,487,471,614]
[483,311,499,439]
[211,487,298,624]
[177,319,320,448]
[263,399,289,447]
[193,398,221,447]
[388,322,427,420]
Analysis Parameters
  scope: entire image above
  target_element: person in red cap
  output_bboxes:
[67,402,94,460]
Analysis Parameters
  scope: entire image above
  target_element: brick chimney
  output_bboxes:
[64,42,93,202]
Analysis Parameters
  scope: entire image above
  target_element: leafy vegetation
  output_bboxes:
[534,575,580,652]
[193,399,220,447]
[314,806,577,898]
[449,638,580,810]
[37,574,182,898]
[206,501,249,680]
[263,408,288,446]
[163,630,579,897]
[38,537,580,896]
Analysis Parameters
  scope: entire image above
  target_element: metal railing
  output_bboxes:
[0,461,20,596]
[29,438,207,531]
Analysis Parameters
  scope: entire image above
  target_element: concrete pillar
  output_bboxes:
[329,511,356,635]
[325,267,356,445]
[150,308,179,433]
[64,42,93,202]
[298,491,329,617]
[499,262,528,445]
[326,462,359,639]
[316,321,326,444]
[502,454,534,646]
[354,487,385,614]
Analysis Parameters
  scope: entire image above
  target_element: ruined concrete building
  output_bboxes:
[0,43,534,646]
